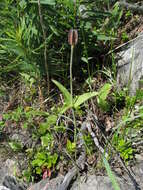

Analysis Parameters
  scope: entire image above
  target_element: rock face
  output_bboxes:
[27,174,138,190]
[27,175,64,190]
[116,33,143,95]
[27,160,143,190]
[0,186,10,190]
[0,158,26,190]
[71,175,135,190]
[0,159,16,185]
[2,176,26,190]
[70,160,143,190]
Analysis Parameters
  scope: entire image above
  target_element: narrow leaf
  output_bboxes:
[52,79,71,104]
[103,156,121,190]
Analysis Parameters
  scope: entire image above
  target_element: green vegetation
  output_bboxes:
[0,0,143,188]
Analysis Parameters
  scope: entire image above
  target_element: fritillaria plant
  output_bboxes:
[68,29,78,143]
[68,29,78,104]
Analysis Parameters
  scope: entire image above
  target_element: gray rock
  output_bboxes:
[70,161,143,190]
[0,159,16,185]
[27,161,143,190]
[0,186,10,190]
[27,175,64,190]
[71,175,135,190]
[27,174,137,190]
[10,130,32,149]
[2,176,26,190]
[116,33,143,95]
[129,161,143,188]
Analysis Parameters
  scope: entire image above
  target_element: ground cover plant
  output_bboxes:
[0,0,143,189]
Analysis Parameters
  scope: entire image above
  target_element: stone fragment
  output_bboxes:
[116,33,143,95]
[2,176,26,190]
[0,159,16,185]
[27,175,64,190]
[0,186,10,190]
[71,175,135,190]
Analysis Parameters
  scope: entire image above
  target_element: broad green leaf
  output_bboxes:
[66,139,76,153]
[41,136,49,147]
[46,153,58,167]
[59,104,72,114]
[103,156,120,190]
[62,0,74,10]
[97,83,112,111]
[41,135,53,147]
[39,115,57,134]
[81,57,88,64]
[98,83,112,101]
[9,142,22,152]
[97,34,116,41]
[23,170,31,182]
[36,167,42,174]
[30,0,55,5]
[74,91,98,109]
[51,153,58,164]
[47,114,57,125]
[36,152,47,160]
[32,159,45,167]
[98,100,110,111]
[81,57,93,64]
[52,79,71,104]
[38,122,49,134]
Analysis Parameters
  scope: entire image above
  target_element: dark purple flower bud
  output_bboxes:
[68,29,78,46]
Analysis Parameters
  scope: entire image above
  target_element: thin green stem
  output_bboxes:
[70,45,74,104]
[70,45,77,146]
